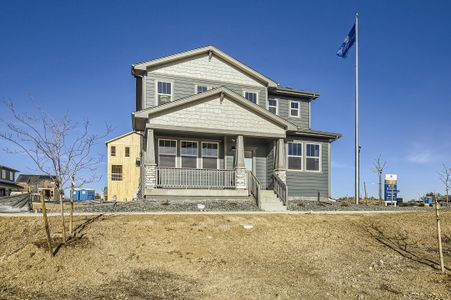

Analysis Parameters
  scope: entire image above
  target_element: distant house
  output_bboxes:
[106,131,142,201]
[0,165,22,196]
[16,174,59,200]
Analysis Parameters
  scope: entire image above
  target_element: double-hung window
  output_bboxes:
[9,171,14,181]
[290,101,300,117]
[111,146,116,157]
[268,99,278,114]
[181,141,198,168]
[125,147,130,157]
[201,142,218,169]
[157,81,172,105]
[1,169,6,179]
[196,85,208,94]
[158,139,177,167]
[111,165,123,181]
[287,141,302,170]
[244,91,258,104]
[306,144,321,172]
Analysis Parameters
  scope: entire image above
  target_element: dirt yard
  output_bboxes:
[0,212,450,299]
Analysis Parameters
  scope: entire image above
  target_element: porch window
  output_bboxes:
[196,85,208,94]
[157,81,172,105]
[268,99,278,114]
[243,91,258,104]
[158,139,177,167]
[181,141,198,168]
[290,101,300,117]
[111,165,123,181]
[201,142,219,169]
[287,141,302,170]
[306,144,321,171]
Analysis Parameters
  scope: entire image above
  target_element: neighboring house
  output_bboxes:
[130,45,341,208]
[0,165,22,196]
[106,131,142,201]
[16,174,59,200]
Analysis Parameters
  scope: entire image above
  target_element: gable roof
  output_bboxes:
[132,86,298,132]
[132,45,278,88]
[16,174,56,184]
[105,131,140,144]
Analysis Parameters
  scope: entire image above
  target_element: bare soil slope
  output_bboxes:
[0,212,450,299]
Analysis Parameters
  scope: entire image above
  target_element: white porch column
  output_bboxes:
[274,138,287,183]
[234,135,246,189]
[143,128,157,190]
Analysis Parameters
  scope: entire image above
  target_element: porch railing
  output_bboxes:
[273,175,288,206]
[156,167,235,189]
[247,171,261,208]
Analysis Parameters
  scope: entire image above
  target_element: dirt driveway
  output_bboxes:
[0,212,450,299]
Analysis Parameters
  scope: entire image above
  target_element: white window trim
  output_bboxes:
[305,143,322,173]
[158,138,177,168]
[289,100,301,118]
[1,169,6,179]
[267,98,279,115]
[201,141,220,169]
[180,140,199,168]
[155,80,173,105]
[242,90,259,104]
[194,84,210,94]
[287,141,303,171]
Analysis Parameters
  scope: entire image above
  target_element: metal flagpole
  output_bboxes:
[355,12,359,205]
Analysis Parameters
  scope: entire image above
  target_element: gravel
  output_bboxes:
[288,200,447,212]
[74,198,261,213]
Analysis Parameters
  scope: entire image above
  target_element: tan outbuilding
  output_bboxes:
[106,131,142,201]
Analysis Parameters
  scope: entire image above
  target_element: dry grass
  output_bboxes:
[0,212,450,299]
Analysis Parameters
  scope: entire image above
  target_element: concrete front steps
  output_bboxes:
[260,190,286,211]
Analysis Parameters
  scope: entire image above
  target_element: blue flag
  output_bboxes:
[337,24,356,58]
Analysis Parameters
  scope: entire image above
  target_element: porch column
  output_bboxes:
[143,128,157,191]
[234,135,246,189]
[274,138,287,183]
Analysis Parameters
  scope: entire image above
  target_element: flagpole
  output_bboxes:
[355,12,359,205]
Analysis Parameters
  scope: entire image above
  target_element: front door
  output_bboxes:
[244,150,253,173]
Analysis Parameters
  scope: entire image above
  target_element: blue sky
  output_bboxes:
[1,1,450,199]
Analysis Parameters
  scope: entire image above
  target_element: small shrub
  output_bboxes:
[161,200,170,206]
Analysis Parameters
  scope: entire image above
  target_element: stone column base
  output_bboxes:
[235,168,247,189]
[144,164,157,190]
[274,169,287,183]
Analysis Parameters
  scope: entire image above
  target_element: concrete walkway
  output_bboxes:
[0,210,427,218]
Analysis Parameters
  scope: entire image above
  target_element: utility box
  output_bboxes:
[74,188,95,201]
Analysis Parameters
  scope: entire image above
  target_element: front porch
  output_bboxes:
[140,129,289,207]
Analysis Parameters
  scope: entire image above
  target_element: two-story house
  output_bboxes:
[0,165,22,196]
[129,46,341,210]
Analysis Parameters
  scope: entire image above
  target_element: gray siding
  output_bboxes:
[146,74,267,110]
[286,138,329,199]
[268,94,310,129]
[224,138,272,189]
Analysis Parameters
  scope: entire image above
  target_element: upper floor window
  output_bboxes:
[181,141,198,168]
[125,147,130,157]
[157,81,172,105]
[9,171,14,181]
[111,165,123,181]
[287,141,302,170]
[111,146,116,156]
[202,142,219,169]
[306,144,321,172]
[1,169,6,179]
[268,99,278,114]
[196,85,208,94]
[243,91,258,104]
[290,101,300,118]
[158,139,177,167]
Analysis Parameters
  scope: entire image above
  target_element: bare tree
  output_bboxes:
[438,164,450,207]
[373,155,387,201]
[0,100,111,243]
